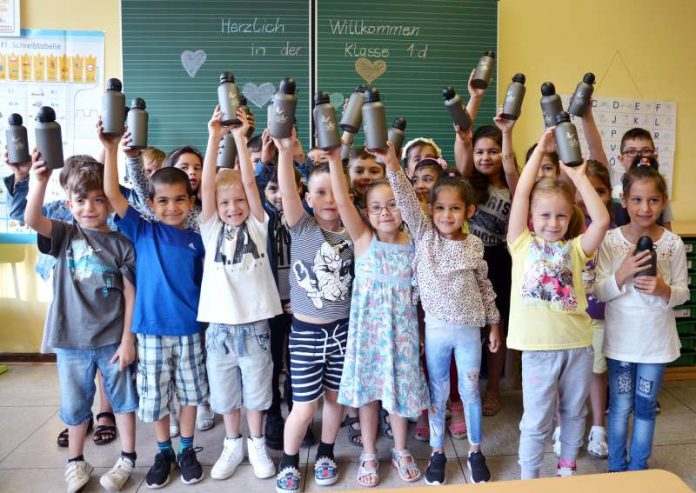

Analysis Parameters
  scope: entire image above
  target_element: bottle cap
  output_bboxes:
[279,77,297,95]
[583,72,596,84]
[355,84,368,93]
[636,235,654,252]
[364,88,381,103]
[554,111,571,124]
[442,86,457,100]
[219,72,235,84]
[131,97,146,110]
[512,73,526,84]
[484,50,496,59]
[8,113,23,125]
[541,82,557,96]
[36,106,57,123]
[106,78,122,92]
[314,91,330,105]
[392,117,407,130]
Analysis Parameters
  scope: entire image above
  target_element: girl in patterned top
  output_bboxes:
[379,142,500,486]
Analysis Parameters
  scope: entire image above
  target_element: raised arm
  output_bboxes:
[493,106,520,196]
[580,105,608,167]
[121,133,150,211]
[99,119,129,218]
[233,109,265,223]
[274,131,305,228]
[454,126,474,178]
[563,163,610,255]
[466,68,485,123]
[201,105,227,223]
[24,150,53,238]
[327,146,370,246]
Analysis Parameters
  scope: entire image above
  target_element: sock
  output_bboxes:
[68,454,84,463]
[157,439,175,458]
[316,441,334,461]
[226,434,242,440]
[280,452,300,470]
[179,435,194,454]
[121,451,137,465]
[559,458,577,469]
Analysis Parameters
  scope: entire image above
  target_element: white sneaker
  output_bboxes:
[552,426,561,458]
[211,436,244,480]
[100,456,134,492]
[557,464,576,477]
[247,436,276,479]
[196,403,215,431]
[65,460,93,493]
[587,426,608,459]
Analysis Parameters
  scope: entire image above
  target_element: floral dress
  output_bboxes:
[337,235,429,418]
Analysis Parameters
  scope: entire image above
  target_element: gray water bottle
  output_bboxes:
[126,97,148,149]
[501,73,526,120]
[388,117,407,156]
[362,88,387,152]
[635,236,657,277]
[6,114,30,164]
[268,77,297,139]
[313,91,341,151]
[217,132,237,169]
[442,86,472,130]
[567,72,596,117]
[340,84,367,133]
[102,78,126,135]
[540,82,563,129]
[239,96,255,137]
[554,112,583,167]
[218,72,241,126]
[471,50,495,89]
[35,106,64,170]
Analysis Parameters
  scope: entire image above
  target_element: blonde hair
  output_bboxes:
[531,177,585,240]
[142,147,165,167]
[215,168,243,191]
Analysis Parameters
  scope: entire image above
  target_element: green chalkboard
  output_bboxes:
[316,0,498,161]
[122,0,311,153]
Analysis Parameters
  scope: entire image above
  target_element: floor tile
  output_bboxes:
[0,364,60,406]
[0,405,57,462]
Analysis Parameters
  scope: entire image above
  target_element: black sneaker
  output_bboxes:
[145,450,175,489]
[425,452,447,485]
[467,451,491,483]
[301,427,316,448]
[266,413,285,451]
[177,447,204,485]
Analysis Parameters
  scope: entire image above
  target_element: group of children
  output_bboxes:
[4,70,688,493]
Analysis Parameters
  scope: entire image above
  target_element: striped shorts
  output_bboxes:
[288,317,348,403]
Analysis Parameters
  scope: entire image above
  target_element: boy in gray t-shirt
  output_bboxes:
[24,156,138,493]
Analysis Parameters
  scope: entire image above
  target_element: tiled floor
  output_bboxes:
[1,364,695,492]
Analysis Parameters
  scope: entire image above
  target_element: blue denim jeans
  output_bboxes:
[607,358,665,472]
[425,316,482,449]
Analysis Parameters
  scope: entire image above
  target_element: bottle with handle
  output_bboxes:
[442,86,472,130]
[340,84,368,133]
[35,106,64,169]
[471,50,496,89]
[635,236,657,277]
[553,112,583,167]
[102,78,126,135]
[126,97,148,149]
[540,82,564,129]
[567,72,596,117]
[6,113,31,164]
[313,91,341,151]
[361,88,387,152]
[501,73,526,120]
[268,77,297,139]
[217,132,237,169]
[218,72,241,126]
[387,117,407,157]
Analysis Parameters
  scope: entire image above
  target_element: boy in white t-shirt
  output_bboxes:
[198,106,283,481]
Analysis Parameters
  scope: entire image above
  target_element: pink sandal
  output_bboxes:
[448,401,467,440]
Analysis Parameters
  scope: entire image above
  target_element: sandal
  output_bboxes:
[57,418,93,448]
[391,448,421,483]
[357,452,379,487]
[341,415,362,447]
[93,412,117,446]
[379,407,393,439]
[448,401,467,440]
[482,393,502,417]
[413,410,429,442]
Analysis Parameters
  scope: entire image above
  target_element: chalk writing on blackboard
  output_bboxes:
[328,19,421,37]
[355,58,387,84]
[242,82,275,108]
[180,50,206,78]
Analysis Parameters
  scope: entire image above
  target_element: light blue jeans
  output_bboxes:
[607,359,665,472]
[425,316,483,449]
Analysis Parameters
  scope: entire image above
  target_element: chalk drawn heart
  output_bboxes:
[329,92,345,109]
[242,82,276,108]
[180,50,207,78]
[355,58,387,84]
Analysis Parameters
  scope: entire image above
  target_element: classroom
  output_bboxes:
[1,0,695,491]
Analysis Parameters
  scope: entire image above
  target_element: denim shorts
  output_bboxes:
[56,343,138,426]
[206,320,273,413]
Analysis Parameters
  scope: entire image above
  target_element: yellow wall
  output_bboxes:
[2,0,695,352]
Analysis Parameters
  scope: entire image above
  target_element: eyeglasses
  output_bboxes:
[367,202,400,215]
[622,147,655,158]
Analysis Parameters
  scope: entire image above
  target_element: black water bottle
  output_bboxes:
[102,78,126,135]
[268,77,297,139]
[442,86,472,130]
[635,236,657,277]
[217,132,237,169]
[362,88,387,152]
[568,72,596,117]
[126,97,148,149]
[471,50,495,89]
[240,96,255,138]
[540,82,563,129]
[340,84,367,133]
[35,106,64,169]
[554,112,583,167]
[218,72,241,126]
[388,117,407,157]
[501,73,526,120]
[313,91,341,151]
[6,114,30,164]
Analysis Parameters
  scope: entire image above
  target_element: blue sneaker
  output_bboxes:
[314,456,338,486]
[276,466,301,493]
